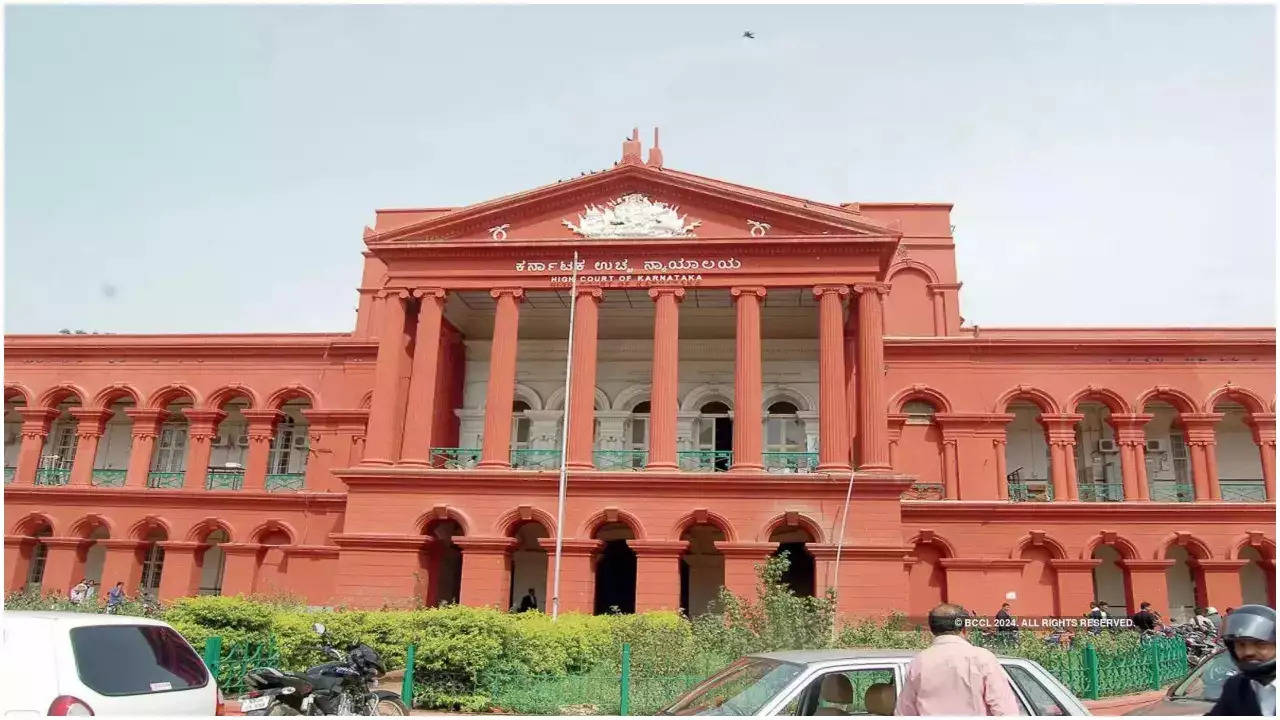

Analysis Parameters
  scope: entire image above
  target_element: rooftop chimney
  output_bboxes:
[646,127,664,168]
[620,127,643,165]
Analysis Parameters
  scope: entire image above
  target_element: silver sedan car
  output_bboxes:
[1124,650,1234,715]
[657,649,1091,716]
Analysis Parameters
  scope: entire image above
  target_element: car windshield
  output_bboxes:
[659,657,805,716]
[1170,651,1237,702]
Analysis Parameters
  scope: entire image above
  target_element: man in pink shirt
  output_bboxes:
[896,603,1021,716]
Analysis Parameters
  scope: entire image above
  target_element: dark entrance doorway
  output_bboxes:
[593,522,637,614]
[769,527,817,598]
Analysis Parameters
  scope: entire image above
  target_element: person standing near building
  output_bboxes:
[69,579,88,605]
[994,602,1017,644]
[895,603,1020,716]
[518,588,538,612]
[1207,605,1275,716]
[106,582,125,614]
[1131,602,1157,633]
[84,580,96,604]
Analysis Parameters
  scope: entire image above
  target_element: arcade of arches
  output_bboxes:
[5,131,1274,619]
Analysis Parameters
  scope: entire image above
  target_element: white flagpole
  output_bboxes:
[551,251,580,621]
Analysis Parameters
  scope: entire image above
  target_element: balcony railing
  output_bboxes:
[902,482,945,500]
[510,449,561,471]
[1220,480,1267,502]
[146,471,185,489]
[265,473,304,492]
[763,452,819,474]
[35,468,71,486]
[205,469,245,491]
[430,448,482,469]
[1149,481,1194,503]
[593,450,647,471]
[91,469,127,487]
[1078,482,1125,502]
[1008,480,1054,503]
[4,467,15,484]
[677,450,733,472]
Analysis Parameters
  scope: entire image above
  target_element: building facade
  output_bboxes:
[5,131,1275,621]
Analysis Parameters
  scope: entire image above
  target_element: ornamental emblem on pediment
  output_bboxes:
[561,193,702,238]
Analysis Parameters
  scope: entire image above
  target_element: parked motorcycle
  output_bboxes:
[240,623,408,716]
[1169,622,1222,669]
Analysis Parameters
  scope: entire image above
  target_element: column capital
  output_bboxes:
[1189,558,1250,572]
[157,541,203,553]
[41,536,90,550]
[181,409,228,435]
[647,287,685,301]
[18,407,60,433]
[412,287,447,300]
[572,286,604,300]
[68,408,114,435]
[375,288,410,300]
[852,282,891,296]
[812,284,850,298]
[926,282,963,296]
[1178,413,1225,441]
[1048,558,1103,572]
[730,286,767,299]
[490,287,525,301]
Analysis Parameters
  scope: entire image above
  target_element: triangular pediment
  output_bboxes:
[366,164,896,243]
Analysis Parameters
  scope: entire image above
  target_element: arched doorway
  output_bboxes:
[763,401,809,473]
[40,398,84,486]
[1239,546,1271,606]
[1165,545,1206,623]
[679,524,725,617]
[139,528,168,600]
[593,522,636,614]
[907,540,949,620]
[694,401,733,472]
[508,521,549,612]
[1214,403,1267,501]
[1091,545,1129,612]
[1075,403,1123,501]
[422,520,464,606]
[1004,402,1052,501]
[769,527,816,598]
[24,524,54,592]
[197,529,229,596]
[1144,401,1194,502]
[897,401,944,495]
[83,526,110,587]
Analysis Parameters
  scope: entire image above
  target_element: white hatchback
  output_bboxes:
[1,611,222,716]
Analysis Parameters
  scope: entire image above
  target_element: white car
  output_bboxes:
[658,649,1092,716]
[1,611,222,716]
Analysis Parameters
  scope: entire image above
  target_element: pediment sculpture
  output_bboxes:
[562,193,702,238]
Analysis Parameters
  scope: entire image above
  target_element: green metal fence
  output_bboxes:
[594,450,648,471]
[202,636,280,696]
[1078,483,1125,502]
[35,468,71,486]
[1220,480,1267,502]
[511,449,561,470]
[677,450,733,472]
[762,452,819,473]
[429,447,481,469]
[1149,481,1195,502]
[205,470,244,490]
[91,468,127,487]
[265,473,304,492]
[973,634,1188,700]
[1008,480,1054,502]
[146,471,185,489]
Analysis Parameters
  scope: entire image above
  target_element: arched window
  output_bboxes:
[903,400,937,426]
[140,529,167,598]
[511,400,532,450]
[25,526,53,590]
[627,402,650,455]
[764,401,805,453]
[152,419,188,473]
[696,401,733,472]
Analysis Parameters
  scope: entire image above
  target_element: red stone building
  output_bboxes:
[5,131,1275,621]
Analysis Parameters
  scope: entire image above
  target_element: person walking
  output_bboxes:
[106,582,125,614]
[1207,604,1275,715]
[1087,601,1105,635]
[895,603,1020,716]
[518,588,539,612]
[994,602,1017,644]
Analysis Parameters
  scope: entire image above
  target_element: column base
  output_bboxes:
[476,461,511,470]
[359,458,396,466]
[730,463,764,472]
[859,462,892,471]
[645,462,678,471]
[816,463,852,474]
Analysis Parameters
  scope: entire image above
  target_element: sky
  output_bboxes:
[4,4,1275,334]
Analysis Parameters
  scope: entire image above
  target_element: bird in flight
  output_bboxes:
[742,30,755,39]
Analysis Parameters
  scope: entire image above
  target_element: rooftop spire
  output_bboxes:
[620,127,643,165]
[646,127,663,168]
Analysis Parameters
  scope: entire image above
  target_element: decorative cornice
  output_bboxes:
[1048,559,1103,571]
[451,536,519,553]
[627,540,690,556]
[1,486,348,509]
[328,533,428,551]
[1119,559,1177,571]
[537,538,602,554]
[807,544,912,561]
[713,541,779,558]
[939,558,1029,570]
[1190,559,1250,571]
[901,501,1275,521]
